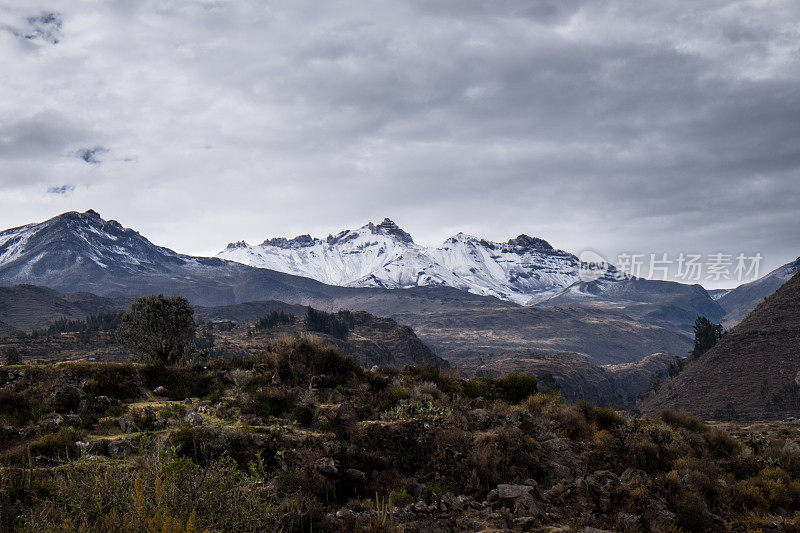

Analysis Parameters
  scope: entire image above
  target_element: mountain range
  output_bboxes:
[0,209,793,365]
[218,218,598,305]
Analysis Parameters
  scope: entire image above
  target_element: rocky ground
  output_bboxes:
[2,337,800,531]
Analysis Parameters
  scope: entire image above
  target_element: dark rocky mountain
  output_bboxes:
[642,270,800,420]
[717,255,800,327]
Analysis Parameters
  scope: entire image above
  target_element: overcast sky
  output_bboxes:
[1,0,799,288]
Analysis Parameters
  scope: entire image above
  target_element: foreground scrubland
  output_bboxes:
[2,336,800,532]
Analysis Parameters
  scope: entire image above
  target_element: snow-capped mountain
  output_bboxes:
[0,209,352,306]
[0,209,187,282]
[218,218,606,305]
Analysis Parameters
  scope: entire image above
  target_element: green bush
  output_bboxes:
[462,380,485,399]
[255,311,295,331]
[498,373,538,403]
[660,409,707,432]
[576,401,624,429]
[3,347,21,365]
[305,307,350,339]
[243,388,291,419]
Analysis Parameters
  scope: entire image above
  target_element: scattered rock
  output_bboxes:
[313,457,338,475]
[441,492,463,511]
[184,412,203,426]
[107,439,134,458]
[497,483,534,500]
[344,468,367,483]
[118,415,137,433]
[40,412,63,430]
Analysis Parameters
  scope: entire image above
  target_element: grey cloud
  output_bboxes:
[75,146,108,165]
[0,0,797,284]
[0,112,88,159]
[47,184,75,195]
[4,11,62,44]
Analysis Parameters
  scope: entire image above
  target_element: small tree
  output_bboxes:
[3,346,21,365]
[116,294,197,364]
[692,316,723,357]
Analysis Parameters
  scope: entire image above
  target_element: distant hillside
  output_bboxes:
[0,284,127,336]
[395,305,690,365]
[0,304,445,370]
[0,285,691,364]
[460,351,678,407]
[718,256,800,327]
[642,270,800,420]
[211,310,448,369]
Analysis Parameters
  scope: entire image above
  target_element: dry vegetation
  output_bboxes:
[1,336,799,532]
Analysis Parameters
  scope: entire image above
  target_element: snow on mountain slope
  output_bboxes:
[0,209,191,284]
[218,218,592,305]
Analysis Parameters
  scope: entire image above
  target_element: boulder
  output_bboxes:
[184,412,203,426]
[344,468,367,483]
[40,412,64,431]
[107,439,134,458]
[313,457,338,475]
[497,484,534,500]
[153,386,169,396]
[118,415,137,433]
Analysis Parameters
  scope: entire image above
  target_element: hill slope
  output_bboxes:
[642,270,800,420]
[717,255,800,327]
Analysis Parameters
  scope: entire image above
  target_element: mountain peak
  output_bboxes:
[507,234,553,251]
[371,218,413,243]
[262,234,319,248]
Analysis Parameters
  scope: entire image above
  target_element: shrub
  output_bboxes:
[3,347,21,365]
[304,307,350,339]
[293,404,316,427]
[81,364,141,399]
[243,388,291,419]
[255,311,295,331]
[412,381,441,402]
[575,401,624,429]
[660,409,707,432]
[555,407,591,440]
[462,380,485,399]
[388,385,411,401]
[0,389,31,425]
[706,427,740,457]
[389,488,414,507]
[498,373,538,403]
[27,428,83,459]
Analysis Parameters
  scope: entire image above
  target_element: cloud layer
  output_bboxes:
[0,0,798,287]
